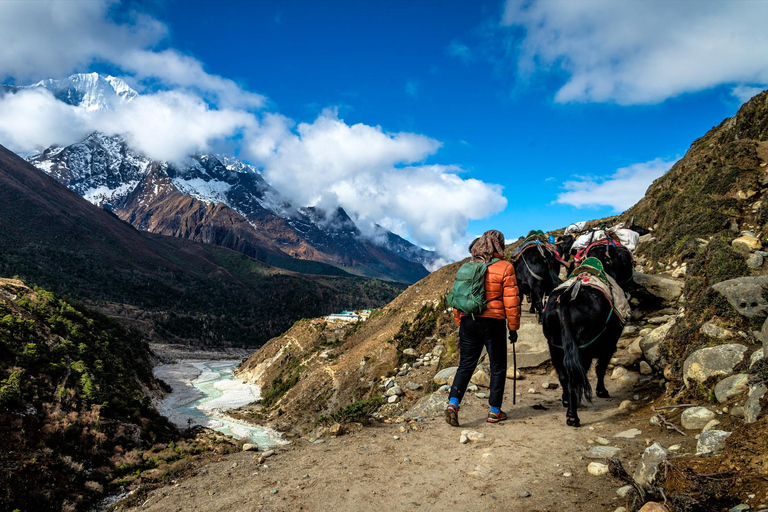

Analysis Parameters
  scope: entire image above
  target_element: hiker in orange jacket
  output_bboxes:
[446,230,521,426]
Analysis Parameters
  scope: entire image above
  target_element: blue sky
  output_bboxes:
[0,0,766,260]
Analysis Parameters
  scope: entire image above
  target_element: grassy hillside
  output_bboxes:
[0,145,405,348]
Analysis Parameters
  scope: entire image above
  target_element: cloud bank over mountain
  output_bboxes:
[0,0,506,260]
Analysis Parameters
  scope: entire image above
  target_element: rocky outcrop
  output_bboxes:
[683,344,749,387]
[633,273,683,306]
[712,276,768,319]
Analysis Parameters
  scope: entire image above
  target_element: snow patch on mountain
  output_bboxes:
[172,177,232,205]
[25,72,137,111]
[83,181,140,207]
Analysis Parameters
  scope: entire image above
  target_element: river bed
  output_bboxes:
[153,360,282,447]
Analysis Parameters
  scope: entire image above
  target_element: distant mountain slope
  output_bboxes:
[0,143,406,347]
[28,130,431,283]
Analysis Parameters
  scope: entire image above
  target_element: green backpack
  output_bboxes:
[446,258,500,314]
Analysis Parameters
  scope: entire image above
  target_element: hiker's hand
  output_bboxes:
[509,331,518,344]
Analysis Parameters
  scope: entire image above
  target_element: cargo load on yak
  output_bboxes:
[551,257,631,323]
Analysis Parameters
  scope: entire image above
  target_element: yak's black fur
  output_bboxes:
[542,283,623,427]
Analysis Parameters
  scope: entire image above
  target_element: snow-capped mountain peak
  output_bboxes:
[27,72,137,111]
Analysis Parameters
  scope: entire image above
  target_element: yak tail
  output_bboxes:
[558,287,592,404]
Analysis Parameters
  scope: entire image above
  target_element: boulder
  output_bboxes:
[732,235,762,252]
[628,337,643,356]
[633,443,668,490]
[744,383,767,423]
[681,407,716,430]
[683,344,749,387]
[633,273,684,306]
[640,320,675,369]
[587,462,609,476]
[433,367,458,386]
[639,503,670,512]
[402,394,447,419]
[696,430,731,455]
[471,367,491,387]
[711,276,768,319]
[747,253,764,269]
[714,373,750,403]
[700,322,734,339]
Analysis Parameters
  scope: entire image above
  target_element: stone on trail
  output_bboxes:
[467,383,478,392]
[436,384,451,395]
[595,437,610,445]
[403,348,418,357]
[702,419,721,432]
[507,367,523,380]
[541,381,558,389]
[462,430,486,442]
[714,373,750,403]
[639,361,653,375]
[611,366,628,379]
[681,406,716,430]
[385,385,403,397]
[518,491,531,498]
[242,443,259,452]
[614,428,642,439]
[475,392,489,399]
[633,443,668,490]
[586,446,622,459]
[640,320,676,369]
[617,400,637,414]
[459,433,469,444]
[387,395,400,404]
[638,503,670,512]
[588,462,610,476]
[469,465,493,478]
[696,430,731,455]
[433,367,458,385]
[683,344,749,387]
[711,275,768,319]
[405,381,422,391]
[616,485,633,498]
[329,423,344,436]
[471,367,491,387]
[402,394,446,419]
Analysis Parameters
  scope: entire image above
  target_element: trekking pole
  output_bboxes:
[512,335,517,405]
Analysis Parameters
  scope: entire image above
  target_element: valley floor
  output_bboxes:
[121,369,683,512]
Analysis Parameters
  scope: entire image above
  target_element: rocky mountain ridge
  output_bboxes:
[11,73,436,283]
[0,143,406,347]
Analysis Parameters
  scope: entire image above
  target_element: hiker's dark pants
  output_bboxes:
[450,316,508,408]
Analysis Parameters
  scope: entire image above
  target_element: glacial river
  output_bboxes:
[153,360,281,447]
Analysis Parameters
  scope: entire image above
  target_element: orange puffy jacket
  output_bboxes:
[453,254,521,330]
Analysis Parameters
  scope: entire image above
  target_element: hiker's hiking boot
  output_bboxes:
[487,410,508,423]
[444,403,460,427]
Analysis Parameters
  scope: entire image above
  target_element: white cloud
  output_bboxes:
[502,0,768,104]
[447,41,473,63]
[0,0,508,260]
[556,158,675,211]
[246,111,507,259]
[0,88,255,162]
[732,85,766,104]
[0,0,263,109]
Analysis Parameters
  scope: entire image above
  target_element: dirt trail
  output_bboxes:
[124,311,687,512]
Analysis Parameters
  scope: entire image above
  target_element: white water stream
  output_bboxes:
[153,360,282,447]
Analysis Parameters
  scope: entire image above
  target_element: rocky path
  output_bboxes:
[123,309,689,512]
